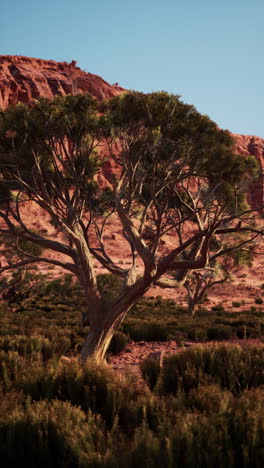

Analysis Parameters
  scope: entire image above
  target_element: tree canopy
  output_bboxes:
[0,92,261,362]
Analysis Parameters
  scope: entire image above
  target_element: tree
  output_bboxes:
[0,226,45,310]
[183,237,257,316]
[0,92,262,363]
[183,268,228,316]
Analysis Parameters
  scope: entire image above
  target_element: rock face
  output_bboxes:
[0,55,124,108]
[233,134,264,211]
[0,55,263,210]
[0,55,125,188]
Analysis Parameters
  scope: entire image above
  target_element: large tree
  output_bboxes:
[0,92,261,362]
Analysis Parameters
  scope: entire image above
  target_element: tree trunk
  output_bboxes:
[80,310,126,364]
[187,295,196,316]
[80,322,116,364]
[80,277,152,364]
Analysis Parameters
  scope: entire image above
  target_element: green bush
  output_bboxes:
[140,357,161,390]
[0,335,71,360]
[0,399,117,467]
[0,351,30,390]
[124,389,264,468]
[187,327,208,342]
[235,326,261,339]
[159,344,264,396]
[108,332,128,356]
[207,326,233,341]
[183,384,233,414]
[15,361,136,428]
[1,342,264,466]
[211,304,225,312]
[123,322,168,342]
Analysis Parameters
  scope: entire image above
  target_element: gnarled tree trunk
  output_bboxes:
[80,278,151,363]
[80,317,120,364]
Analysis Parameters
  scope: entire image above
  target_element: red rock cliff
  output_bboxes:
[0,55,124,108]
[233,134,264,210]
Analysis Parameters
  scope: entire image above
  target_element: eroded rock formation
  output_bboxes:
[233,134,264,210]
[0,55,124,108]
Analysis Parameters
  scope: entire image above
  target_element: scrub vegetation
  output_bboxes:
[0,274,264,466]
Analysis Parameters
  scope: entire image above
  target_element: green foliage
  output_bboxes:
[104,91,257,213]
[1,274,264,346]
[158,344,264,396]
[2,360,262,467]
[123,321,169,342]
[0,398,118,467]
[207,326,233,340]
[108,332,128,356]
[14,361,133,429]
[140,357,161,390]
[0,95,102,215]
[0,334,71,360]
[230,247,255,267]
[0,322,264,467]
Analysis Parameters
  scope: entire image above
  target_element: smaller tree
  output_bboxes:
[0,229,44,310]
[183,239,257,315]
[184,267,228,316]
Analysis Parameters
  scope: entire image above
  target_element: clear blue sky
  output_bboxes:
[1,0,263,137]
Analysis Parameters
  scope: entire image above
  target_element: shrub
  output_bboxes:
[187,327,208,342]
[0,399,117,467]
[211,304,225,312]
[108,332,128,356]
[0,335,71,360]
[123,322,168,342]
[255,297,263,305]
[159,344,264,396]
[231,248,254,267]
[0,351,30,390]
[235,326,261,339]
[16,360,136,428]
[207,326,233,341]
[140,358,161,390]
[184,384,233,414]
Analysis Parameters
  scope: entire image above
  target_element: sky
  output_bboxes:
[1,0,263,137]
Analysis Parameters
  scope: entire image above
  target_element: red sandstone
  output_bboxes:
[0,55,124,108]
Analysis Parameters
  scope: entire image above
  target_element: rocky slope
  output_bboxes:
[0,55,124,107]
[0,55,263,208]
[233,134,264,210]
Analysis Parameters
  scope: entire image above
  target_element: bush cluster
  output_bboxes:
[0,347,264,467]
[0,274,264,466]
[155,344,264,395]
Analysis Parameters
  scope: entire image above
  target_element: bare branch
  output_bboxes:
[0,257,77,275]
